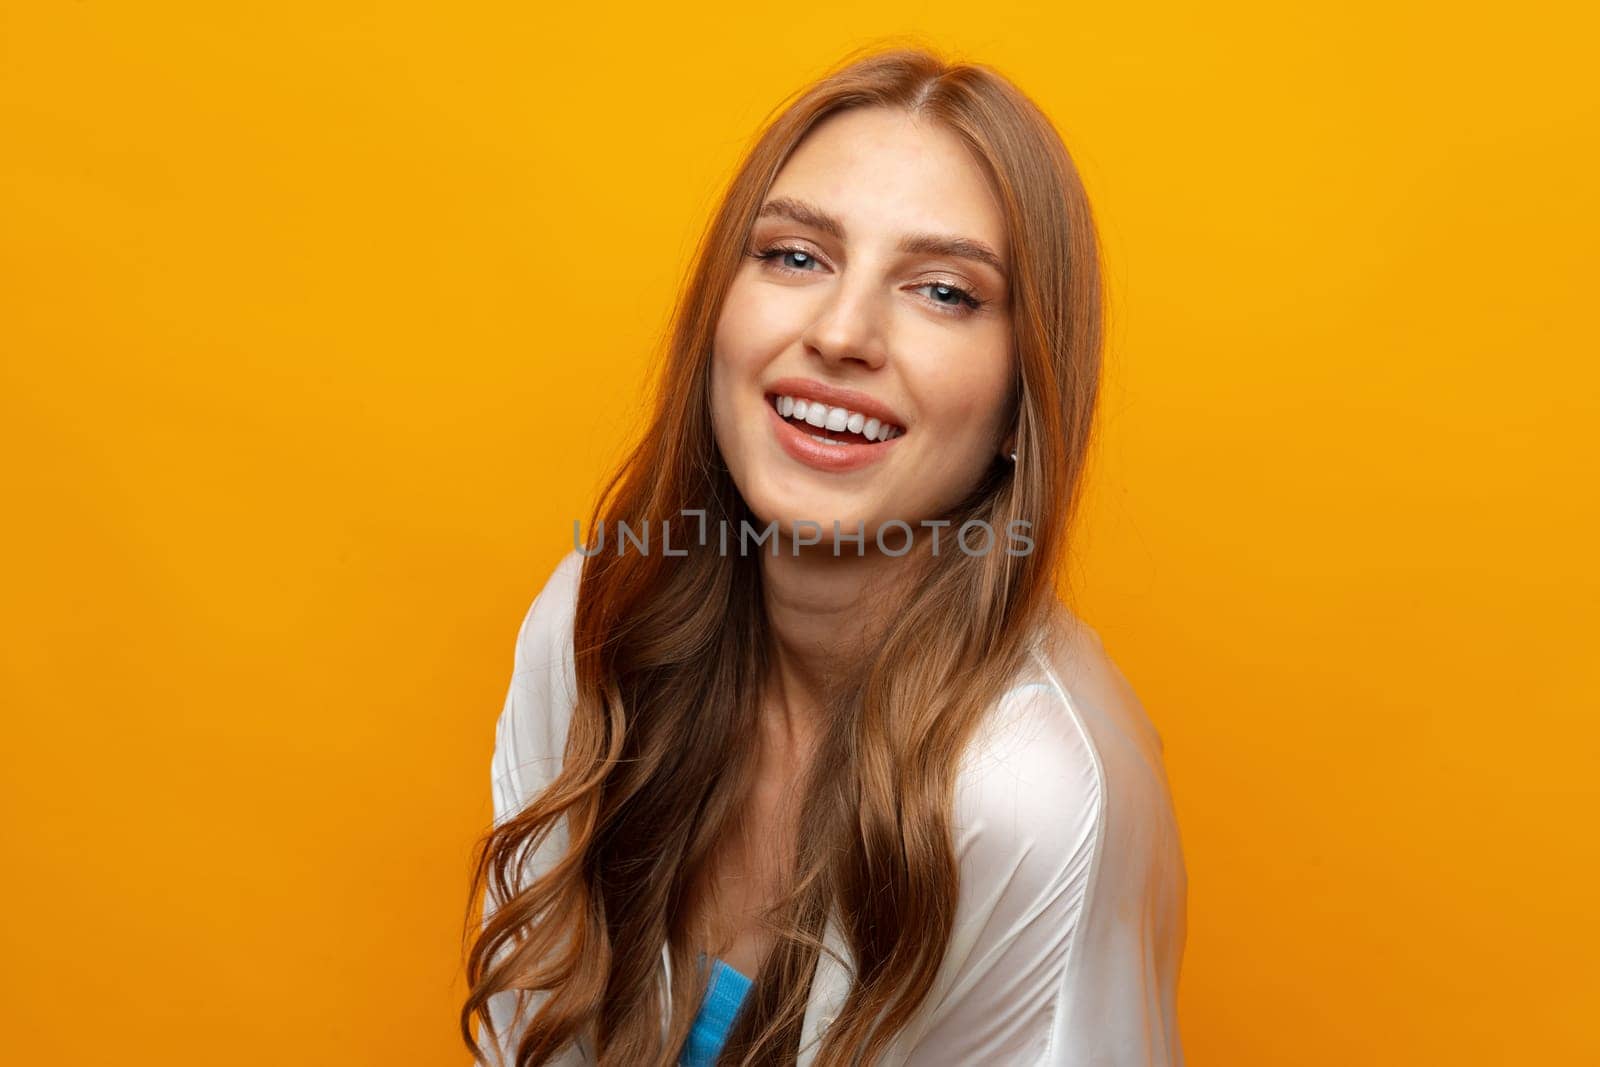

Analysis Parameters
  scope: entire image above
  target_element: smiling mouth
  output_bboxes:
[767,393,906,447]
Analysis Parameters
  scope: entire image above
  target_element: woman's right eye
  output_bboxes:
[750,244,824,274]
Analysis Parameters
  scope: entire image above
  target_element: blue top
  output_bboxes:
[678,954,754,1066]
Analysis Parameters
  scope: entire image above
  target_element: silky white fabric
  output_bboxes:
[479,550,1187,1066]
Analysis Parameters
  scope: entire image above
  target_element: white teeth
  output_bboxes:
[771,394,905,440]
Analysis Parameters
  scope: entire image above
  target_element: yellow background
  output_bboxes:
[3,3,1595,1063]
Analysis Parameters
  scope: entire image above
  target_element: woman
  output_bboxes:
[463,45,1188,1067]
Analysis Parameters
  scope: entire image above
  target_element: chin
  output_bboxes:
[739,492,857,538]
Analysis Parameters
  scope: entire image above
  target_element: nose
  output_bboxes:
[798,271,889,371]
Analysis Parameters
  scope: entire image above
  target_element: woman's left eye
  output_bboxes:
[912,281,984,314]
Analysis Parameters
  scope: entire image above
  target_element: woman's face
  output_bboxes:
[710,106,1015,543]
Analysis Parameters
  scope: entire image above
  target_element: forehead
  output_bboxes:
[763,107,1008,260]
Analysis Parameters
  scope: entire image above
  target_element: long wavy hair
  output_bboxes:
[462,42,1105,1067]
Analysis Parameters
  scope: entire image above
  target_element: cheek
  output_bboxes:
[916,330,1015,444]
[714,271,796,372]
[710,276,785,447]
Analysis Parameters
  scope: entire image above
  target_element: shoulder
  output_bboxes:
[1037,600,1171,768]
[951,603,1177,904]
[511,548,584,682]
[903,613,1186,1062]
[490,550,585,822]
[1031,601,1183,862]
[952,664,1103,913]
[904,652,1106,1060]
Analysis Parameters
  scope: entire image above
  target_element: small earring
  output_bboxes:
[1008,449,1018,463]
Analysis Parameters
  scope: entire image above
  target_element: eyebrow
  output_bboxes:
[755,196,1009,280]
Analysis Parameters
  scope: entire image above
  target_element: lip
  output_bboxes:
[766,397,901,474]
[762,377,908,432]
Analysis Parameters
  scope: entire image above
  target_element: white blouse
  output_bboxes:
[481,550,1188,1066]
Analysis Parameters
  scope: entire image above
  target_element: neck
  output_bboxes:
[754,539,920,760]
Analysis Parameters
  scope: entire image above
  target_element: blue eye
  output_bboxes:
[751,244,822,272]
[918,282,981,311]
